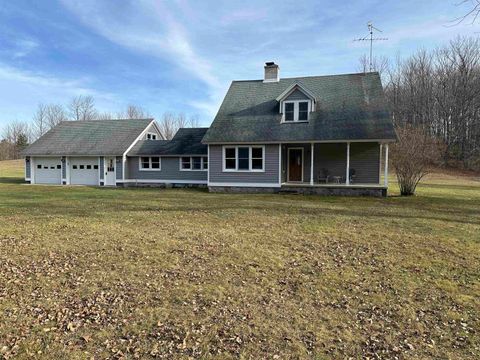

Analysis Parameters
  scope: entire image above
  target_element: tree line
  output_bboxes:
[0,95,201,160]
[364,36,480,171]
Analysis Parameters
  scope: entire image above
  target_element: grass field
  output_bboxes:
[0,159,479,359]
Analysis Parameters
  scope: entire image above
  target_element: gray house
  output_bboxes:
[23,62,396,196]
[22,119,207,187]
[203,62,396,196]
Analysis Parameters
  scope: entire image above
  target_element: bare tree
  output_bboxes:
[385,36,480,169]
[45,104,68,129]
[358,54,390,77]
[158,112,177,139]
[391,125,445,196]
[124,105,151,119]
[188,114,201,128]
[96,112,115,120]
[450,0,480,25]
[1,121,31,159]
[157,112,202,139]
[68,95,97,121]
[32,104,48,139]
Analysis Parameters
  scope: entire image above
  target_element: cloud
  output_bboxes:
[0,63,119,128]
[60,0,221,90]
[12,38,39,58]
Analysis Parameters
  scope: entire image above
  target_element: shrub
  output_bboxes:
[391,125,445,196]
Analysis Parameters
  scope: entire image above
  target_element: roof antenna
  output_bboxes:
[353,21,388,72]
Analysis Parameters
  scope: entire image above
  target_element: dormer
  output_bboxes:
[276,83,316,123]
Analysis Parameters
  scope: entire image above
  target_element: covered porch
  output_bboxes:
[280,142,390,194]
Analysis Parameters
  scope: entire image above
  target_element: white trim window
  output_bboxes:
[180,156,208,171]
[223,146,265,172]
[140,156,161,171]
[146,132,158,140]
[282,100,311,122]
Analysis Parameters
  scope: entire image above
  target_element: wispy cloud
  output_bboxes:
[12,38,39,58]
[60,0,221,89]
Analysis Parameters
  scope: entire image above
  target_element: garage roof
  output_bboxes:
[22,119,155,156]
[128,128,208,156]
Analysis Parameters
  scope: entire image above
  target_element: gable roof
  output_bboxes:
[22,119,154,156]
[202,72,396,143]
[128,128,208,156]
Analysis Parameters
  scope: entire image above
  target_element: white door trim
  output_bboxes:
[287,147,304,182]
[104,156,116,186]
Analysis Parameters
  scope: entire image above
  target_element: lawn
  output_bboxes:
[0,160,479,359]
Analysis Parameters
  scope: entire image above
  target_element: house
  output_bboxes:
[202,62,396,196]
[22,119,207,187]
[23,62,396,196]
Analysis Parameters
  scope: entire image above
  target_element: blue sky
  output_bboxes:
[0,0,478,130]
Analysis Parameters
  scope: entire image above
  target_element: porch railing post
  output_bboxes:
[384,143,389,187]
[310,143,314,186]
[346,142,350,185]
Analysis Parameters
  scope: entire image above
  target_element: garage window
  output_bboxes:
[80,165,84,169]
[140,157,161,171]
[37,165,42,169]
[87,165,92,169]
[94,165,99,170]
[57,165,61,169]
[73,165,77,169]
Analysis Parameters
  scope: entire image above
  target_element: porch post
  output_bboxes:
[278,144,282,186]
[384,143,389,187]
[65,156,70,185]
[310,143,314,185]
[379,143,383,184]
[346,142,350,185]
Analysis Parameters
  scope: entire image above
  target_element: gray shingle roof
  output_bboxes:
[202,72,396,143]
[128,128,208,156]
[22,119,154,156]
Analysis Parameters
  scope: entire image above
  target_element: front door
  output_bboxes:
[288,148,303,182]
[104,157,116,186]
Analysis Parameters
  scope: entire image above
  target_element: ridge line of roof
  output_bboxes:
[231,72,379,83]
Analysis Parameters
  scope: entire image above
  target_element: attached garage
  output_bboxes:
[69,157,100,185]
[33,157,62,184]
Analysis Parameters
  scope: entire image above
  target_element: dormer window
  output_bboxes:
[283,101,310,122]
[276,83,316,124]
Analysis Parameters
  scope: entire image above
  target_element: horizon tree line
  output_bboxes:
[0,95,202,160]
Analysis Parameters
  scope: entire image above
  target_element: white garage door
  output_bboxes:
[34,157,62,184]
[70,157,99,185]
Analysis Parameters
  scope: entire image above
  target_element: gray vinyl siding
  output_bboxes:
[280,142,380,184]
[350,143,380,183]
[99,157,104,180]
[25,157,31,178]
[143,124,161,139]
[62,157,66,179]
[285,89,309,101]
[127,157,207,182]
[315,143,347,180]
[116,156,123,180]
[209,145,280,184]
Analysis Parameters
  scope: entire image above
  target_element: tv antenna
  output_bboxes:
[353,22,388,72]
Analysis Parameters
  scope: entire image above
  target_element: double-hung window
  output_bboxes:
[223,146,264,172]
[283,101,310,122]
[180,156,208,171]
[140,156,161,170]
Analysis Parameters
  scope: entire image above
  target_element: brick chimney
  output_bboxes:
[263,61,279,83]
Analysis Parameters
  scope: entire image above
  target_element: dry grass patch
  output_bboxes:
[0,160,479,359]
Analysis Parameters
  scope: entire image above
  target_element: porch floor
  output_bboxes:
[282,182,387,189]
